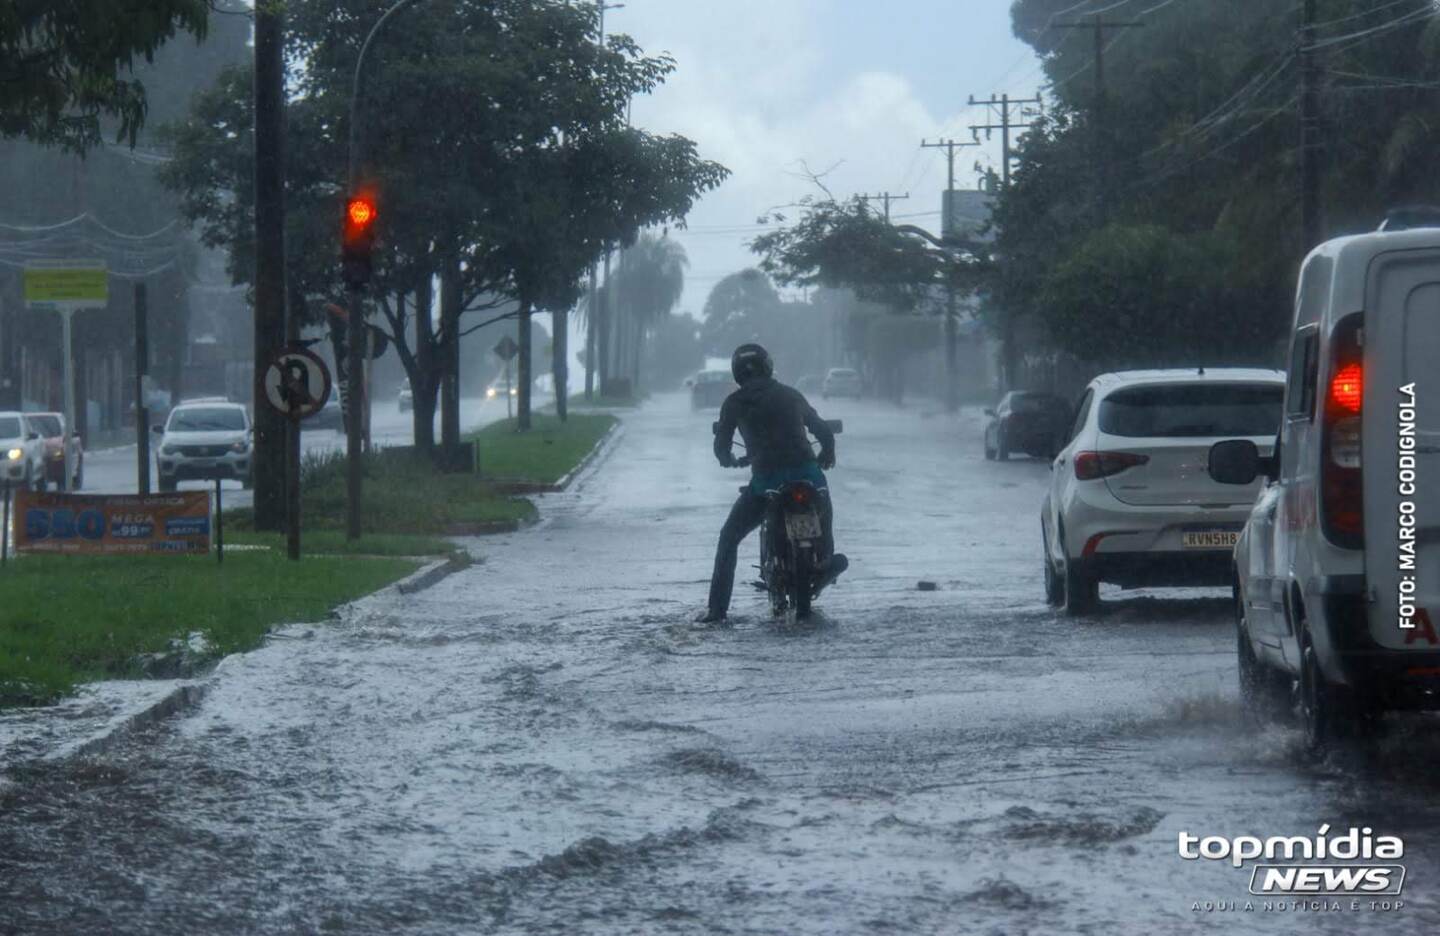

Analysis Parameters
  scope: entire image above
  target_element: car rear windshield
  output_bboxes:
[0,416,21,438]
[169,407,246,432]
[27,415,61,436]
[1098,383,1282,438]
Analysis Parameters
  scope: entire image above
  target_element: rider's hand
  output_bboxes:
[819,451,836,471]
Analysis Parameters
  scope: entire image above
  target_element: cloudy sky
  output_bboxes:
[616,0,1043,313]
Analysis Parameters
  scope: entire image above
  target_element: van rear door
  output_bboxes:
[1363,249,1440,650]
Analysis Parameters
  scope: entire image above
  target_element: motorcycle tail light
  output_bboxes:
[790,487,811,505]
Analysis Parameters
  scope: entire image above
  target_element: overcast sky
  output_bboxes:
[617,0,1043,313]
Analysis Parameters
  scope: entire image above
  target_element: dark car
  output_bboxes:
[688,369,736,410]
[983,391,1069,461]
[302,398,344,432]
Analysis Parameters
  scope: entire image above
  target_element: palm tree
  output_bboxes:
[612,232,688,392]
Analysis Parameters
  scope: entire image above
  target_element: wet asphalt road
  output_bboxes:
[3,393,1440,935]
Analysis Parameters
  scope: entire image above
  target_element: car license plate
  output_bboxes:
[784,512,822,541]
[1182,530,1238,549]
[190,459,215,469]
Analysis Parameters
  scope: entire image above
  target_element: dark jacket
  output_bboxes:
[714,376,835,474]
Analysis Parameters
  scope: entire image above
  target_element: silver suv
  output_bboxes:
[155,402,253,491]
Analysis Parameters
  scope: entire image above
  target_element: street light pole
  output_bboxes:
[590,0,624,400]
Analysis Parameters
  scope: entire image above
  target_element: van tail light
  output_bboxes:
[1074,451,1149,480]
[1321,313,1364,548]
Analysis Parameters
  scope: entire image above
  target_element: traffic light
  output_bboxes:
[341,194,377,288]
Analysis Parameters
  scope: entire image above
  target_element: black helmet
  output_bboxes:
[731,343,773,384]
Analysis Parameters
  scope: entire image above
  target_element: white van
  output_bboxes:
[1209,214,1440,748]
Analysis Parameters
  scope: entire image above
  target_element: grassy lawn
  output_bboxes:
[472,412,617,484]
[0,552,416,707]
[224,529,459,557]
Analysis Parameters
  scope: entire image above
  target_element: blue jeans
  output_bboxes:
[708,462,834,614]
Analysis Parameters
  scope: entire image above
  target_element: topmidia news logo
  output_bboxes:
[1179,825,1407,913]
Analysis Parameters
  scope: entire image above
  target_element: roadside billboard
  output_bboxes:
[11,490,211,555]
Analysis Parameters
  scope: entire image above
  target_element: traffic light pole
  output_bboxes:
[342,0,427,542]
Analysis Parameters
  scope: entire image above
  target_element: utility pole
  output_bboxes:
[252,0,288,531]
[921,138,979,414]
[1299,0,1322,251]
[965,91,1041,395]
[965,92,1042,190]
[858,191,909,222]
[1051,16,1143,224]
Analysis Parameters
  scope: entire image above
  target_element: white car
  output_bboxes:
[0,411,46,491]
[822,367,863,399]
[155,401,253,491]
[1211,217,1440,748]
[1041,368,1284,615]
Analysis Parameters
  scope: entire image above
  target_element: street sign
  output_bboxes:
[263,347,332,419]
[22,260,108,309]
[494,335,519,361]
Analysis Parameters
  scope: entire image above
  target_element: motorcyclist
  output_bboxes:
[699,344,848,623]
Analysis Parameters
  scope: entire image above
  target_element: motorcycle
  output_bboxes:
[714,418,844,621]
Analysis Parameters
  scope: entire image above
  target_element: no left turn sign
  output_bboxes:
[264,347,332,419]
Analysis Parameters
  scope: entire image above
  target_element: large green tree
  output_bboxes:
[162,0,727,442]
[0,0,210,151]
[1000,0,1440,373]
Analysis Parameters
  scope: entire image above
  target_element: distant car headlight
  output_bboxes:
[6,448,21,461]
[230,440,248,453]
[486,388,497,398]
[509,388,517,396]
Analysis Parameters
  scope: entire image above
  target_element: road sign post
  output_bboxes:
[263,347,333,560]
[23,261,107,495]
[494,334,519,421]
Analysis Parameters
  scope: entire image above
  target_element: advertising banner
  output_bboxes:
[11,490,211,555]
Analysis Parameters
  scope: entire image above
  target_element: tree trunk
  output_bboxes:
[517,300,533,430]
[414,274,437,453]
[553,307,568,422]
[439,262,462,453]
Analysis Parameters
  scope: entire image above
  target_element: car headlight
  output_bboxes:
[6,448,21,461]
[486,388,497,398]
[161,444,178,455]
[230,440,248,453]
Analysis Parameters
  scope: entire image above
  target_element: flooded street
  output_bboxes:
[3,394,1439,934]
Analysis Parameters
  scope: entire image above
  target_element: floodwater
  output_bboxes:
[2,393,1438,934]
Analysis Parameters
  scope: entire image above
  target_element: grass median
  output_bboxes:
[471,412,617,484]
[228,448,536,537]
[0,551,416,707]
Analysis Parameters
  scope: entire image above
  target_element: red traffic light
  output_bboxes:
[346,197,375,229]
[341,194,378,288]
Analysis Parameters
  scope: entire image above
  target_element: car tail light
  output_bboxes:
[1073,451,1149,480]
[1321,314,1364,548]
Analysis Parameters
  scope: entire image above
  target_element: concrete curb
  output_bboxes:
[553,419,623,491]
[395,552,473,594]
[484,418,624,495]
[58,682,209,762]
